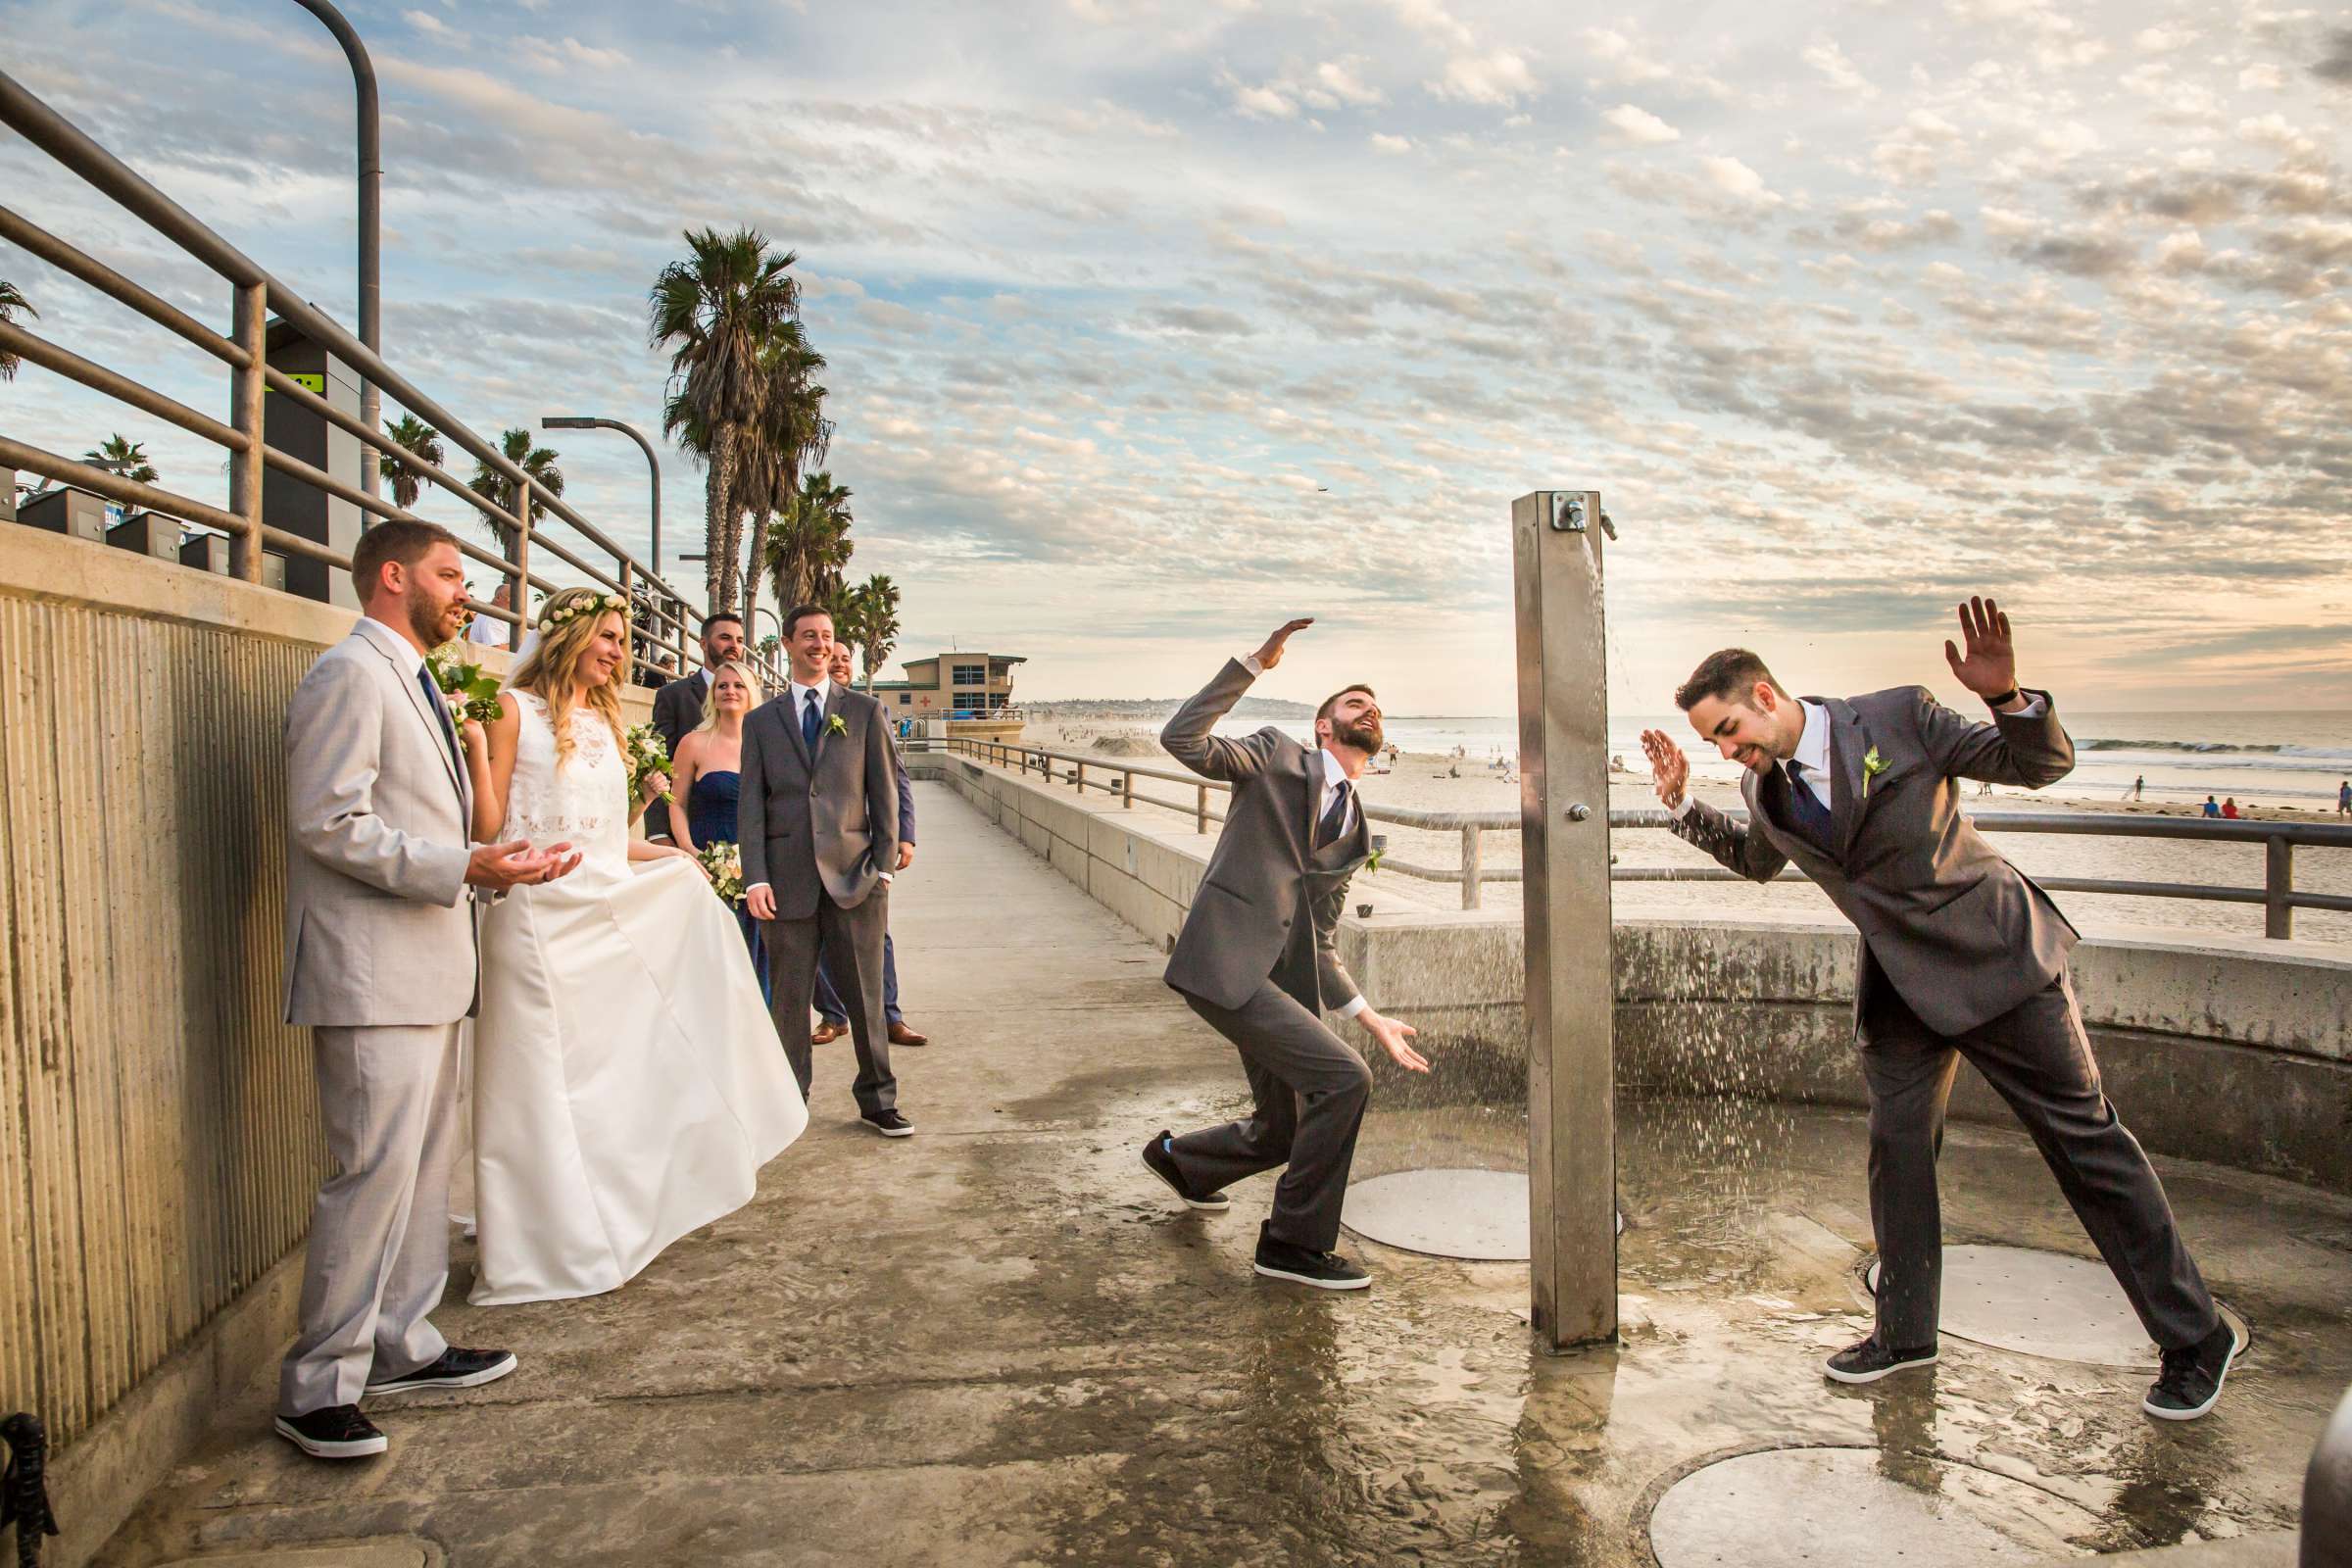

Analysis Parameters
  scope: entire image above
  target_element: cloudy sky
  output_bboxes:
[4,0,2348,714]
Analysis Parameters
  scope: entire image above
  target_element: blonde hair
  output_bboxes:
[694,660,764,736]
[511,586,629,764]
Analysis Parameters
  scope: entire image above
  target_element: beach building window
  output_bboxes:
[952,663,985,686]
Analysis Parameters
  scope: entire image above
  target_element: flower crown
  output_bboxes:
[534,591,630,634]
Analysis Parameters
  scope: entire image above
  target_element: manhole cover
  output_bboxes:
[1859,1245,2247,1369]
[1345,1168,1531,1260]
[1648,1446,2101,1566]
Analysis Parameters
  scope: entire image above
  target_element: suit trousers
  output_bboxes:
[1169,980,1374,1252]
[815,931,901,1026]
[278,1021,462,1415]
[1859,968,2218,1351]
[762,886,895,1115]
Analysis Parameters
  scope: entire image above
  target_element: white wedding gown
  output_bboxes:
[468,691,808,1305]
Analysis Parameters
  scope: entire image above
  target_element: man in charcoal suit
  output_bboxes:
[1142,618,1428,1291]
[645,611,746,843]
[742,604,910,1137]
[1641,597,2236,1420]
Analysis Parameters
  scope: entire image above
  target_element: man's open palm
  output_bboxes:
[1252,618,1314,670]
[1943,596,2019,699]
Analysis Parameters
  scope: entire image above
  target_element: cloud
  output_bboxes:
[1698,155,1778,205]
[1312,57,1386,108]
[1601,103,1680,144]
[1801,37,1874,97]
[2315,27,2352,85]
[1368,132,1413,156]
[1137,305,1255,335]
[1426,49,1538,107]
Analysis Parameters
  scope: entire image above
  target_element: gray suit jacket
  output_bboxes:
[282,623,480,1027]
[1671,685,2079,1037]
[644,669,707,841]
[1161,660,1369,1014]
[739,681,900,918]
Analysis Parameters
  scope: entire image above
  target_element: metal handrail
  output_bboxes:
[945,737,2350,931]
[0,67,753,688]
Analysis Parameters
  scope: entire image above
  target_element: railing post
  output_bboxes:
[227,281,266,582]
[509,475,532,653]
[1074,760,1085,794]
[1196,783,1208,834]
[1461,822,1484,909]
[2266,836,2293,940]
[1122,771,1134,809]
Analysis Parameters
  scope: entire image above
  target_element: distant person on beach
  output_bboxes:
[2132,775,2144,802]
[1142,618,1424,1292]
[1640,597,2236,1421]
[2339,780,2350,816]
[2221,797,2240,819]
[2202,796,2222,817]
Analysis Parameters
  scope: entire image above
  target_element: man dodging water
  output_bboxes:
[1143,618,1427,1291]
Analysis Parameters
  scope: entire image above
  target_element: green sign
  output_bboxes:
[273,372,325,395]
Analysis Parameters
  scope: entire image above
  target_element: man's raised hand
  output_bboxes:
[1250,617,1314,671]
[1943,595,2021,704]
[1640,728,1689,808]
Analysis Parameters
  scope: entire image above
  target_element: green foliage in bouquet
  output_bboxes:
[696,840,746,906]
[423,651,506,723]
[623,722,675,805]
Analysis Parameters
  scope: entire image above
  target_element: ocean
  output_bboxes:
[1209,710,2352,809]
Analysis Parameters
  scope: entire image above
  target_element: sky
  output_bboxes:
[2,0,2348,715]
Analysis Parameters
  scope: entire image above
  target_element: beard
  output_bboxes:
[1332,713,1383,753]
[407,584,464,648]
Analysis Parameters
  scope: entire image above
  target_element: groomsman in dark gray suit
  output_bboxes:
[1642,597,2235,1420]
[1144,618,1428,1291]
[742,605,908,1137]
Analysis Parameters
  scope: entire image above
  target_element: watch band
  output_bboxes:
[1984,686,2021,709]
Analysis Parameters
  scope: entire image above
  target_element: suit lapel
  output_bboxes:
[815,682,843,768]
[1826,699,1872,858]
[1298,748,1323,865]
[367,631,466,804]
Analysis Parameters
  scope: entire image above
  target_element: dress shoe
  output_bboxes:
[1251,1220,1370,1291]
[863,1108,915,1138]
[274,1404,387,1459]
[2144,1319,2242,1420]
[1141,1130,1230,1211]
[367,1347,517,1396]
[888,1020,929,1047]
[811,1020,846,1045]
[1824,1334,1938,1384]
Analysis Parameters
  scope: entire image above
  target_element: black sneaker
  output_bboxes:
[864,1108,915,1138]
[366,1347,518,1396]
[1824,1334,1939,1384]
[1141,1130,1231,1211]
[2144,1319,2242,1421]
[273,1403,387,1459]
[1252,1222,1370,1291]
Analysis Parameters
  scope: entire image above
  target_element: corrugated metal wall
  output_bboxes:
[0,589,323,1447]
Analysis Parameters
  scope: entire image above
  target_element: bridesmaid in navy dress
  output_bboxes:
[668,661,768,1001]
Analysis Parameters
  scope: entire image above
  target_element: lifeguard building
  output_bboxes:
[871,650,1025,719]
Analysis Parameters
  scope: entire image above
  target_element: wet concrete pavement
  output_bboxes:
[99,783,2344,1565]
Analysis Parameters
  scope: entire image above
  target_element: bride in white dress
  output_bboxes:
[457,586,807,1304]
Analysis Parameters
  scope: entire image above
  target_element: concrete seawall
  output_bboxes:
[926,753,2352,1195]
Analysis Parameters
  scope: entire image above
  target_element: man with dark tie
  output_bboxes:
[646,612,745,843]
[813,642,927,1049]
[1143,618,1428,1291]
[1642,598,2235,1420]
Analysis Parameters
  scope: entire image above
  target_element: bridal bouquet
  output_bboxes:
[697,840,745,905]
[424,649,506,723]
[623,722,674,804]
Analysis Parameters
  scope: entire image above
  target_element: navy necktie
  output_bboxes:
[1316,779,1350,848]
[1782,760,1834,849]
[416,666,461,774]
[802,689,822,749]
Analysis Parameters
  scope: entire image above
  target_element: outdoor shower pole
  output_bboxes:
[1513,490,1618,1350]
[292,0,381,500]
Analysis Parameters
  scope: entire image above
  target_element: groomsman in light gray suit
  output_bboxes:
[276,520,578,1461]
[1643,597,2235,1421]
[1143,618,1428,1291]
[742,604,908,1137]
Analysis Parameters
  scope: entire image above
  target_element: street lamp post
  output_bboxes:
[540,416,662,578]
[292,0,381,499]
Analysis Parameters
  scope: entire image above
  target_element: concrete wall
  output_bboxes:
[0,525,652,1565]
[932,756,2352,1194]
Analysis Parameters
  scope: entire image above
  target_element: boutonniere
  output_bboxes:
[826,713,848,737]
[1861,746,1888,798]
[1363,847,1385,873]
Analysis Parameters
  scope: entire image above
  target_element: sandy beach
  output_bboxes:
[1028,721,2352,945]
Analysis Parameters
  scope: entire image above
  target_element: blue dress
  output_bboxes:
[686,768,768,1001]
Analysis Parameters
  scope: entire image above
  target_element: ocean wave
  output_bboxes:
[2079,737,2279,754]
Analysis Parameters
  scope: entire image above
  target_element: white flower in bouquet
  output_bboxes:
[622,722,674,804]
[696,840,746,905]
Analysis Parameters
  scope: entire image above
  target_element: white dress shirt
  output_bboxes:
[1669,692,2047,819]
[1241,652,1371,1020]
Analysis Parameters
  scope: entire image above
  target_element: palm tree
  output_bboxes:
[762,470,854,613]
[468,426,564,530]
[649,226,802,613]
[735,321,831,636]
[848,573,901,688]
[379,413,444,511]
[0,280,33,381]
[83,433,158,484]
